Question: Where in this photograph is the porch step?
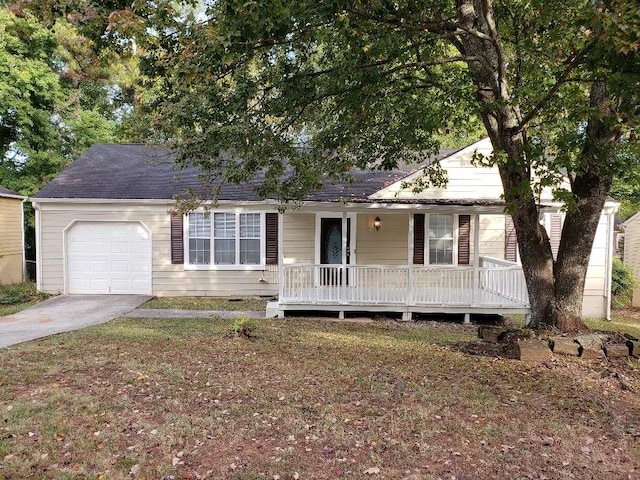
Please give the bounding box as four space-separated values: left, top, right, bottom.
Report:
266 301 279 318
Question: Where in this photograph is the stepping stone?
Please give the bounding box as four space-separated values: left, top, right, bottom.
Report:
518 339 553 362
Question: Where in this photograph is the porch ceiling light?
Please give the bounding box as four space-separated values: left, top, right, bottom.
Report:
374 216 381 231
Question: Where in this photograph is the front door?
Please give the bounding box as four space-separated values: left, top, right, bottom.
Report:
320 217 351 285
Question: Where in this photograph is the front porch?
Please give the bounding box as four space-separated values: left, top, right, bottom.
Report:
274 256 530 321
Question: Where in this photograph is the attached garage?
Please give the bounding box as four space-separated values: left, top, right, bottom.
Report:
66 221 152 294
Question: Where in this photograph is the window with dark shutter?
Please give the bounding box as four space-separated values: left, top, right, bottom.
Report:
413 213 425 265
265 212 279 265
505 215 517 262
457 215 470 265
170 212 184 264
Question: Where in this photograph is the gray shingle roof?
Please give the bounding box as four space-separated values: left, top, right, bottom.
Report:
33 143 461 202
0 186 23 198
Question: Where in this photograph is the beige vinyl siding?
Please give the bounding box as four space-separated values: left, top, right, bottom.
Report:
371 140 498 201
37 203 278 296
624 214 640 307
0 196 23 284
581 214 609 318
356 213 409 265
477 214 507 260
282 212 315 264
371 138 569 203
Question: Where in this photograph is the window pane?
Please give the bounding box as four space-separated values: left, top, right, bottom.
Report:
240 238 260 264
240 213 261 238
188 213 211 264
188 238 211 264
214 213 236 238
189 212 211 238
429 214 454 265
214 239 236 264
429 239 453 264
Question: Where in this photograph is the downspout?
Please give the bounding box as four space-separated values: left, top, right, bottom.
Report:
21 197 26 282
468 213 481 325
33 201 42 292
604 208 615 321
277 211 284 311
341 211 347 310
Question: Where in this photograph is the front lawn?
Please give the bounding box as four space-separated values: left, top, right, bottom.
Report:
0 317 638 479
586 309 640 340
141 296 269 312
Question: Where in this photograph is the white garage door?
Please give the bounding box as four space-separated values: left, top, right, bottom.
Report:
66 222 152 294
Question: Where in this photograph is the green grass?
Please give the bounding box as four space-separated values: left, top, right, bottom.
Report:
0 316 638 479
506 310 640 339
586 308 640 339
0 282 50 316
140 296 269 311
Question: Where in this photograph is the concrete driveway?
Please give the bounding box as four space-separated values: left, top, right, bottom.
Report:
0 295 152 349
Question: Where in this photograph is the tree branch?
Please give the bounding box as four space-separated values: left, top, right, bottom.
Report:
516 41 597 131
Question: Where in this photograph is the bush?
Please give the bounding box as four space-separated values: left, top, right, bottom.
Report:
0 282 47 305
611 258 637 309
231 317 259 338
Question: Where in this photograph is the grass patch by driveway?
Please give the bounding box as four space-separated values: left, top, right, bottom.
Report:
141 296 268 311
0 282 50 317
1 317 638 479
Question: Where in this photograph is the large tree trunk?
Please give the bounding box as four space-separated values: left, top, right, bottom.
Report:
553 80 620 331
455 0 618 331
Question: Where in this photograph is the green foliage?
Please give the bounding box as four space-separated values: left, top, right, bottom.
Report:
617 201 640 222
0 3 147 198
611 155 640 220
142 0 639 205
231 317 259 339
0 9 64 155
611 258 637 309
0 282 48 305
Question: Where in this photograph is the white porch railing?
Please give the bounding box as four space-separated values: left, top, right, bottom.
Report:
479 256 529 304
280 257 529 307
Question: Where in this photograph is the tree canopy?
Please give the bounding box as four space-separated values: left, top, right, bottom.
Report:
0 2 143 196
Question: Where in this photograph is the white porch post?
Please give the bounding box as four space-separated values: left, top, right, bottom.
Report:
340 211 348 315
405 213 414 321
605 209 614 321
469 213 481 323
277 211 285 318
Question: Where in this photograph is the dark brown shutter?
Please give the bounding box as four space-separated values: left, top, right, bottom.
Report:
505 215 517 262
170 212 184 264
413 213 425 265
265 212 279 265
550 213 562 260
457 215 470 265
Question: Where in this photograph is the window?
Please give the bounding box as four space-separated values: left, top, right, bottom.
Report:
213 213 236 264
188 213 211 264
187 212 263 267
239 213 261 264
428 214 454 265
